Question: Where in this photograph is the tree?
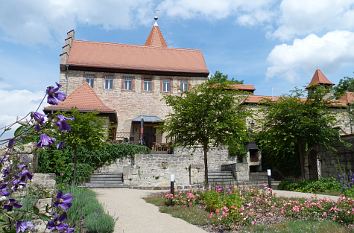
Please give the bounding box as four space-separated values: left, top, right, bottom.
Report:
163 72 248 187
333 76 354 98
257 88 341 179
53 109 105 184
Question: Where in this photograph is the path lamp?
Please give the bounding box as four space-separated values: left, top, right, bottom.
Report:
170 174 175 195
267 169 272 189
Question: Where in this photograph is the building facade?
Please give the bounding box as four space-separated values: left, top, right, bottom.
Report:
56 19 209 146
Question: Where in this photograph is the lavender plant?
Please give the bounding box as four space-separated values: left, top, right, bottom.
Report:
0 82 75 232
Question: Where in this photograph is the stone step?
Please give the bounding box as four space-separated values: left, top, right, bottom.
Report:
90 177 123 182
89 180 124 184
85 183 128 188
90 173 123 178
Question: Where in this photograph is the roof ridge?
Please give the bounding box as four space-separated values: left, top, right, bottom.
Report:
73 39 203 53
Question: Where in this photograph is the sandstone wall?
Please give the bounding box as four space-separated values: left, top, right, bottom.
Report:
98 146 244 188
60 70 206 140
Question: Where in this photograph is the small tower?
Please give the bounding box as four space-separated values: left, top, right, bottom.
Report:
306 69 334 89
145 16 167 48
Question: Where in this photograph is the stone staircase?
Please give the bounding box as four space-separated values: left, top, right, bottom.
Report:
241 172 280 188
85 173 127 188
208 170 236 185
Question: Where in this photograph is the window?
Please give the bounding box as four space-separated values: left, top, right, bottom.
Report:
104 77 113 90
144 78 152 92
180 80 188 92
85 75 95 88
123 76 133 91
162 79 171 93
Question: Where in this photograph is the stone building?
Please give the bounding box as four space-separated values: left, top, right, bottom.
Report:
54 18 209 146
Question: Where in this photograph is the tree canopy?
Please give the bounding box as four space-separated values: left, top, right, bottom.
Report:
333 76 354 98
163 71 249 186
257 88 341 178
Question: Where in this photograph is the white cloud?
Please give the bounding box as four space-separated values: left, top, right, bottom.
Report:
0 0 155 45
0 88 43 138
266 30 354 82
273 0 354 40
158 0 276 26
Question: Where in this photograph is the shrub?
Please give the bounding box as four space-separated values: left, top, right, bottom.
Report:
278 178 342 194
84 212 115 233
64 186 115 233
37 143 149 184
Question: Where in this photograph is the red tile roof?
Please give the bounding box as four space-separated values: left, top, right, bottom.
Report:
227 84 255 92
44 82 116 113
243 95 279 104
336 92 354 106
307 69 334 88
66 40 208 75
145 25 167 47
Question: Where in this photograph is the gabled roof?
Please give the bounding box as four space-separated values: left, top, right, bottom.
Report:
66 40 209 76
227 84 256 92
337 92 354 105
44 82 116 114
307 69 334 88
145 23 167 48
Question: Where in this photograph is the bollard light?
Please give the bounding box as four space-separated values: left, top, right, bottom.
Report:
170 174 175 182
267 169 272 189
170 174 175 196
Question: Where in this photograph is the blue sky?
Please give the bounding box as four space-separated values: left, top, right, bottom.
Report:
1 0 354 131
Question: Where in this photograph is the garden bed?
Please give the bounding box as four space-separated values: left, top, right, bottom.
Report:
144 186 353 233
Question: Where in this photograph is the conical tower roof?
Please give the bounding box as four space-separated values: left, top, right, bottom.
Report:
306 69 334 89
145 18 167 48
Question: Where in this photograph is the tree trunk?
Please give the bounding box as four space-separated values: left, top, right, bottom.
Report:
297 141 305 180
203 143 209 189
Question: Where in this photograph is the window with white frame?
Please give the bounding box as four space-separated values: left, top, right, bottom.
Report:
85 75 95 88
162 79 170 93
180 80 188 92
144 78 152 92
104 77 113 90
123 76 133 90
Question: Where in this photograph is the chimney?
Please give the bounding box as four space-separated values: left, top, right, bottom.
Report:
60 29 75 68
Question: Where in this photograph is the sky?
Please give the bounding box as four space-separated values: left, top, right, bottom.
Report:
1 0 354 133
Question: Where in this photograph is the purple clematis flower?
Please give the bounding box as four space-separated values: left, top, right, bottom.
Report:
2 167 10 177
46 82 66 105
12 178 26 191
8 138 15 148
37 134 55 148
57 141 65 149
4 198 22 211
0 183 10 196
47 213 74 232
19 169 33 182
54 191 73 211
56 115 74 131
32 111 45 124
16 221 34 233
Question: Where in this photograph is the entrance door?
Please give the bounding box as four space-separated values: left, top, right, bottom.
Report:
144 126 156 148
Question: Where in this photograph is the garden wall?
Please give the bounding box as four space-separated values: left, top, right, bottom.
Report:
98 146 248 188
319 135 354 178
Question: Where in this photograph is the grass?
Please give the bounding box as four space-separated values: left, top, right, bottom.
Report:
242 220 352 233
144 195 210 226
64 186 115 233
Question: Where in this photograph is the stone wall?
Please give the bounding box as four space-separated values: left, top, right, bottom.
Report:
319 135 354 178
98 146 246 188
60 70 206 140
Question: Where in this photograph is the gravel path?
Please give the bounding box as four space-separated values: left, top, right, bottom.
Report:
93 188 207 233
